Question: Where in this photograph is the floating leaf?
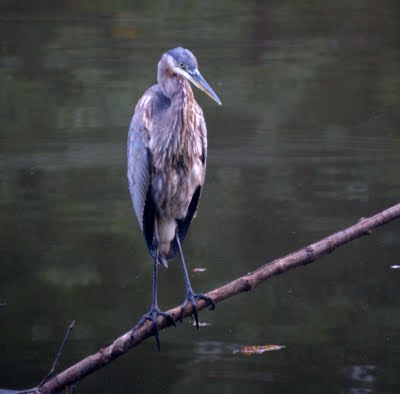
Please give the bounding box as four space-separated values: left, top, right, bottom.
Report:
234 345 285 355
192 267 207 273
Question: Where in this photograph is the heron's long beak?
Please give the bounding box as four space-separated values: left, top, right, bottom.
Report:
188 69 222 106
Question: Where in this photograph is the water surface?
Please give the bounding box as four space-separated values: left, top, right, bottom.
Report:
1 1 399 393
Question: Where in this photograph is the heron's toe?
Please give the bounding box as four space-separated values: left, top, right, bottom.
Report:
179 292 215 329
133 307 176 351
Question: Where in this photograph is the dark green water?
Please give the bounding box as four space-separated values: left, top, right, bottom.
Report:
1 1 399 393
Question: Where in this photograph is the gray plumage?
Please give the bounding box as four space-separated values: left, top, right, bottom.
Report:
127 47 221 348
128 47 219 265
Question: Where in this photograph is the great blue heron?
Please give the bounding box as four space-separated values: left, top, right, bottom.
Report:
127 47 221 349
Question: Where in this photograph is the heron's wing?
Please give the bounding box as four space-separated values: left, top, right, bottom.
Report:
127 111 155 255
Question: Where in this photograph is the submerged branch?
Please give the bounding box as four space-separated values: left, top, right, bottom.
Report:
25 203 400 393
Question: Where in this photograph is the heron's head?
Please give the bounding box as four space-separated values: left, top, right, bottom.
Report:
158 47 222 105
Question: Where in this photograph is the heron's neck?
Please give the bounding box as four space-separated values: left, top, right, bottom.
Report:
152 78 201 168
172 77 197 141
170 76 194 107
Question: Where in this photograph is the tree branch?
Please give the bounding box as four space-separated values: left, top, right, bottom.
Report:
38 321 76 387
26 203 400 393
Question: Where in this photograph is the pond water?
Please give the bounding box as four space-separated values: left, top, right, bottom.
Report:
1 1 399 393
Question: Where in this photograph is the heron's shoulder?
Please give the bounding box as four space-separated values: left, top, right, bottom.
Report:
135 85 170 113
132 85 170 131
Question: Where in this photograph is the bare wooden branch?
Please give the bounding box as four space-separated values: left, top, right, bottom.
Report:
30 203 400 393
39 321 76 387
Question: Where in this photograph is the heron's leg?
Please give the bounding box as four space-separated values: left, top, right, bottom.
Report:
150 238 160 309
133 225 175 351
175 233 215 329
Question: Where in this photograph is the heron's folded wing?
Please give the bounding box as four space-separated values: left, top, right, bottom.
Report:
127 122 157 256
128 123 158 260
127 120 152 223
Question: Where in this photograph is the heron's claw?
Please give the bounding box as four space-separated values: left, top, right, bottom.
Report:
179 292 215 329
133 307 175 351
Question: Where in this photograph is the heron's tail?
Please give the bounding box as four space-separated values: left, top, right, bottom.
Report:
158 254 169 268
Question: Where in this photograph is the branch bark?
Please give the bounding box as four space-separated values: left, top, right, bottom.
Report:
36 202 400 393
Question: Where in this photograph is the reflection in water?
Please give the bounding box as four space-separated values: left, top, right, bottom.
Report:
347 365 376 383
194 340 237 357
0 1 399 393
40 262 101 287
344 364 376 394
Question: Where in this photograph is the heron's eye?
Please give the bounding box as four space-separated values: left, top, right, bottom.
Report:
179 62 185 68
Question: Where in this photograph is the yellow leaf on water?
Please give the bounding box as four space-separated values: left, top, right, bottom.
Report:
234 345 285 355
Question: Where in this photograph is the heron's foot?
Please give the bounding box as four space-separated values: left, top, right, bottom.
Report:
179 291 215 329
133 306 175 351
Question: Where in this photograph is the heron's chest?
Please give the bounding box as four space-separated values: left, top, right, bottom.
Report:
152 157 204 219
